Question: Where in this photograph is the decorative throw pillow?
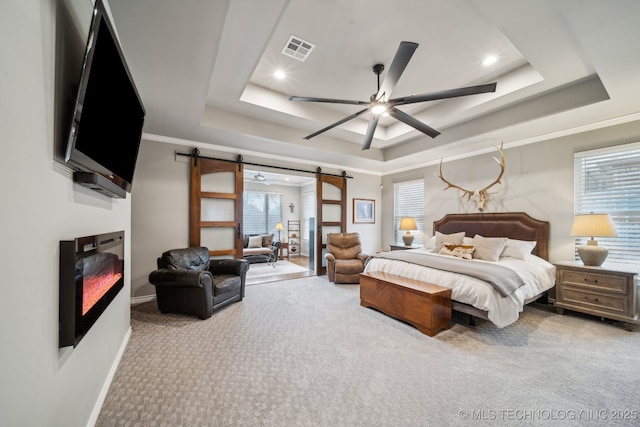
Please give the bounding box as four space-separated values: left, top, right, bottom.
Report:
471 234 507 262
502 239 537 260
432 231 466 252
439 244 475 260
248 235 263 248
243 235 249 249
262 233 274 247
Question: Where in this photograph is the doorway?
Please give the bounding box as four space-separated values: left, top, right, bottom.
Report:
243 169 316 284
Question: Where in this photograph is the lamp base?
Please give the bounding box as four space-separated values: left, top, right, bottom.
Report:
577 241 608 266
402 232 414 246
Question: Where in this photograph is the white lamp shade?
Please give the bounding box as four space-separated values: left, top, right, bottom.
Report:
275 222 284 231
570 214 617 238
399 217 417 231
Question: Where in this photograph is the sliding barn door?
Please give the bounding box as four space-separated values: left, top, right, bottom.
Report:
189 158 243 258
315 174 347 275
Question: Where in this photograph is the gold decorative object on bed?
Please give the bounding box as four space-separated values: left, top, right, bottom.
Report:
437 143 505 211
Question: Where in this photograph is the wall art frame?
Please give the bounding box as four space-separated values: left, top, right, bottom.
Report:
353 198 375 223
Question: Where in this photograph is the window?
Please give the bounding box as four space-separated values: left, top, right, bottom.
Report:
574 142 640 263
243 191 282 235
393 179 424 245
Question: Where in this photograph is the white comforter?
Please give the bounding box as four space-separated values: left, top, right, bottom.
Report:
363 249 556 328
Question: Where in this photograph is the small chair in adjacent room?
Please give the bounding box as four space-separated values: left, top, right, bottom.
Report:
148 247 249 319
325 232 369 284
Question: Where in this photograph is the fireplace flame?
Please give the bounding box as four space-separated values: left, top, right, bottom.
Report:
82 273 122 315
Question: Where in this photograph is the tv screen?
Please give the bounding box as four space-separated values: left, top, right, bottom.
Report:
65 0 145 194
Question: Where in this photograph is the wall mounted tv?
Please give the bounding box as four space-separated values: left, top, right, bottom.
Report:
64 0 145 198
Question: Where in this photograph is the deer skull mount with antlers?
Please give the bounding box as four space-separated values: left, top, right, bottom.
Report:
437 144 505 211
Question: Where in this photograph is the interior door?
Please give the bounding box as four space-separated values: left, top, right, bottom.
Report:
315 173 347 274
189 157 243 258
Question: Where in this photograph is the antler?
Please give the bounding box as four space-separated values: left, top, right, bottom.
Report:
437 161 475 201
437 143 505 211
477 142 505 196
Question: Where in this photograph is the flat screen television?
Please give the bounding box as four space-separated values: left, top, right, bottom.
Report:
64 0 145 197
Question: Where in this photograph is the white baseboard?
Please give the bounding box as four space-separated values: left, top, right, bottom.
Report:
86 326 132 427
130 294 156 305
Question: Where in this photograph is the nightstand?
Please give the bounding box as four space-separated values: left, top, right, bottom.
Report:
554 261 639 331
389 244 421 251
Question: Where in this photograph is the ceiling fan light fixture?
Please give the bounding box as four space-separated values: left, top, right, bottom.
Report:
371 103 387 115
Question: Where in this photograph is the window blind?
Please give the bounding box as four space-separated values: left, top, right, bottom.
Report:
574 142 640 263
243 191 282 235
393 179 425 245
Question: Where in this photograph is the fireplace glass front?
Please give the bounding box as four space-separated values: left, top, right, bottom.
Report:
59 231 124 348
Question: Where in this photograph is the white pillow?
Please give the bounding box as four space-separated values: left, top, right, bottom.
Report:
432 231 466 253
248 235 263 248
502 239 537 260
425 235 437 249
471 234 507 262
463 236 473 245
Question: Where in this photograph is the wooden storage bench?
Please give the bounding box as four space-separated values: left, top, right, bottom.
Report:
359 271 451 336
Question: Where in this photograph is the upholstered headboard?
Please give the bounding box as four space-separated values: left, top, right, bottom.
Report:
433 212 550 260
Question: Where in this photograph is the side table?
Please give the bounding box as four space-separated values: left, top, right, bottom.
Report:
389 244 421 251
279 242 289 260
554 261 639 331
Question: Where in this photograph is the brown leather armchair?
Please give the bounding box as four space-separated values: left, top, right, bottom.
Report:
325 232 369 284
148 247 249 319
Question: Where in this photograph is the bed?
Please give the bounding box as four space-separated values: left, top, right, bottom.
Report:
364 212 556 328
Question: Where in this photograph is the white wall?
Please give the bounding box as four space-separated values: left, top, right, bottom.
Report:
0 1 132 425
346 171 383 254
381 120 640 263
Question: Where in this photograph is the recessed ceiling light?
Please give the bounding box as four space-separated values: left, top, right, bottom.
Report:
274 70 286 80
483 55 498 66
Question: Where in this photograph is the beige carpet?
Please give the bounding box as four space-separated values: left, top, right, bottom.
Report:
97 276 640 426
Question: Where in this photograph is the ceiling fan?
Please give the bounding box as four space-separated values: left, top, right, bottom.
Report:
251 172 271 185
289 41 497 150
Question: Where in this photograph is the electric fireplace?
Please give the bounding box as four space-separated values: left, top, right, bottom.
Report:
59 231 124 348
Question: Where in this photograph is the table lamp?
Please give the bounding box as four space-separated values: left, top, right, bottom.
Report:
276 222 284 242
399 217 417 246
570 213 617 266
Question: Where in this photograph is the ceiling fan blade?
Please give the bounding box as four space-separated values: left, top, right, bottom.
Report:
390 82 497 106
376 41 419 101
289 96 369 106
389 107 440 138
303 108 370 140
361 115 380 150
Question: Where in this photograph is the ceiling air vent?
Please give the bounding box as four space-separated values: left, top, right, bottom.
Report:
282 35 315 62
